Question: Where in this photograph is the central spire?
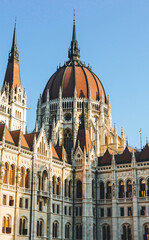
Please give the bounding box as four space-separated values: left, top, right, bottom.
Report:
9 22 19 62
68 11 80 60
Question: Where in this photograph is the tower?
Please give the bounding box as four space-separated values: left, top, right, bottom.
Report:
0 23 27 133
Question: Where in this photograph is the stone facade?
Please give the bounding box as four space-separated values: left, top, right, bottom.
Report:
0 21 149 240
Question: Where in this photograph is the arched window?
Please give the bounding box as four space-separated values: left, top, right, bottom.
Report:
100 181 105 200
102 225 110 240
52 176 56 194
25 169 30 188
144 224 149 240
119 180 125 198
92 180 95 199
20 167 25 187
76 224 82 239
2 215 11 234
19 217 27 235
121 224 131 240
76 180 82 198
37 219 43 237
126 180 132 198
42 170 48 191
65 179 68 197
106 181 112 199
53 221 59 238
65 222 71 239
140 178 146 197
68 180 72 198
9 164 15 185
56 177 60 195
3 163 9 184
64 128 73 161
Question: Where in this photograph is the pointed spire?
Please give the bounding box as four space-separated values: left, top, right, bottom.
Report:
9 21 19 62
68 11 80 60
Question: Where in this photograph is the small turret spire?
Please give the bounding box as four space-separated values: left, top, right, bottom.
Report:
68 11 80 60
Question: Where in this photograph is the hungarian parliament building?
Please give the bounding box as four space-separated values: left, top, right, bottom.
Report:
0 19 149 240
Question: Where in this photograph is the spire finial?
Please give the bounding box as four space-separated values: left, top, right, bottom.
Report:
9 21 19 62
73 9 75 25
68 11 80 60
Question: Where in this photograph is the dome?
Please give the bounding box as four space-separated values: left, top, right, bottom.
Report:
42 19 106 103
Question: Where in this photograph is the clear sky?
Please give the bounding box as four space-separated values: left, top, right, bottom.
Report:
0 0 149 149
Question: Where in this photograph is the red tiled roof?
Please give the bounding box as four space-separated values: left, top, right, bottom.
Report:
10 130 29 149
139 144 149 161
4 60 21 90
0 124 14 144
24 132 39 150
55 146 69 163
75 128 92 154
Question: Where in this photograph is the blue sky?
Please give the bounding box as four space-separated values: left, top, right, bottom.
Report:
0 0 149 149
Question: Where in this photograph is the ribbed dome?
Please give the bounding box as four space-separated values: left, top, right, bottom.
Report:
42 60 106 103
42 18 106 103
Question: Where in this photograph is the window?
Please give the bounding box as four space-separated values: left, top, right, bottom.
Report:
102 225 110 240
65 179 68 197
65 223 70 239
106 182 112 199
42 170 48 191
64 128 73 161
93 208 96 217
52 176 56 194
69 207 71 216
56 178 60 195
53 221 58 238
119 180 125 198
2 216 11 234
120 207 124 217
144 224 149 240
3 163 9 184
20 167 25 187
68 180 72 198
65 206 67 215
76 224 82 239
19 198 23 208
57 205 59 214
107 208 112 217
140 179 146 197
25 169 30 188
37 219 43 237
9 196 14 206
19 217 28 235
100 181 105 199
80 207 82 216
140 206 146 216
76 180 82 198
9 164 15 185
39 201 42 211
128 207 132 216
121 224 131 240
100 208 104 217
25 199 28 209
126 180 132 198
3 195 6 205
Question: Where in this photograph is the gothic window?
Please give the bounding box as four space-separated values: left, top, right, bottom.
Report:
76 224 82 239
9 164 15 185
100 181 105 200
140 178 146 197
65 179 68 197
121 224 131 240
65 222 70 239
76 180 82 198
2 215 11 234
20 167 25 187
144 224 149 240
53 221 59 238
37 219 43 237
25 169 30 188
102 225 110 240
3 162 9 184
119 180 125 198
52 176 56 194
64 128 73 161
64 113 71 121
56 177 60 195
19 217 28 235
42 170 48 191
92 180 95 199
126 180 132 198
106 181 112 199
68 180 72 198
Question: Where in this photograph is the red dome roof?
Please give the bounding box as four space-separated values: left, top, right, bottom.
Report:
42 60 106 103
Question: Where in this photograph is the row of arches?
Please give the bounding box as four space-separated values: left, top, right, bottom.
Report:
3 163 30 189
0 104 6 113
38 170 48 192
